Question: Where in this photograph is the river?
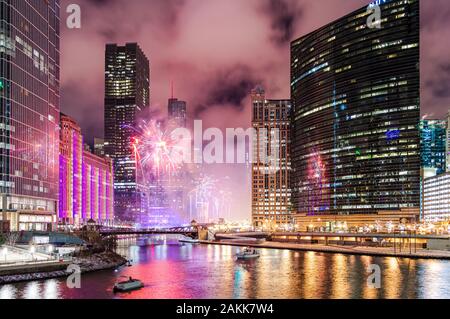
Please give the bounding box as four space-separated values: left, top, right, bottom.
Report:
1 235 449 299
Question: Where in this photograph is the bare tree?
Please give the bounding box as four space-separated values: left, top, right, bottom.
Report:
5 232 19 246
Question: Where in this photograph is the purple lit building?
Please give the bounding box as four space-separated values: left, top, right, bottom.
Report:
60 114 114 226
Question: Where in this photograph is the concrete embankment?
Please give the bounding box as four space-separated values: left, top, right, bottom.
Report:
202 240 450 260
0 251 127 285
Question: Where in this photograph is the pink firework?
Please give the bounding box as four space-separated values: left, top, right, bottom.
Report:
130 120 189 176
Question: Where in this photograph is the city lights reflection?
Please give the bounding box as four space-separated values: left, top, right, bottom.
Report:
2 237 450 299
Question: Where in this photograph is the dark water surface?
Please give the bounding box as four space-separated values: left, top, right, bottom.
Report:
1 236 449 299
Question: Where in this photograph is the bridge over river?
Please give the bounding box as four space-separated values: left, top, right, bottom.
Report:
99 226 205 239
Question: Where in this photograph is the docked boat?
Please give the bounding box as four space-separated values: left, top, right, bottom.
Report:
236 247 260 259
179 238 200 244
113 277 144 293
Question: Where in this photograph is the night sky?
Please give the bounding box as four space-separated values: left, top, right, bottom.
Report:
60 0 447 220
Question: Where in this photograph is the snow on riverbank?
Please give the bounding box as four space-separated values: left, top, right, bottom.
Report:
0 251 127 285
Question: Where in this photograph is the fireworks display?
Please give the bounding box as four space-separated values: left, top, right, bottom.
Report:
188 176 232 223
129 120 190 177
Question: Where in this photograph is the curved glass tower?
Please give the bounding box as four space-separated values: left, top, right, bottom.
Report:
291 0 420 217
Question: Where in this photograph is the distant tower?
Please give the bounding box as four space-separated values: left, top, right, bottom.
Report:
156 89 188 225
94 138 106 157
168 99 187 129
104 43 150 223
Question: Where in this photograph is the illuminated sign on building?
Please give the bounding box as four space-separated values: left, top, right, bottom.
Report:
386 129 401 141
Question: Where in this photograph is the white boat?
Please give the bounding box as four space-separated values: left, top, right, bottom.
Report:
236 247 260 259
179 238 200 244
113 277 144 293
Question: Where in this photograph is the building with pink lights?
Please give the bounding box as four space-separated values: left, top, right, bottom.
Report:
59 114 114 226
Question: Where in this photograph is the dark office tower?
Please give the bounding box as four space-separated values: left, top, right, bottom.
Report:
168 98 187 129
251 88 292 229
291 0 420 219
0 0 60 232
104 43 150 223
420 120 446 178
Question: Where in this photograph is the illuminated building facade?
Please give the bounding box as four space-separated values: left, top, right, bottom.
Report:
423 173 450 222
291 0 420 217
251 88 292 228
59 115 83 225
420 120 446 178
419 119 446 220
0 0 60 231
104 43 150 223
60 115 114 226
446 110 450 172
82 151 114 225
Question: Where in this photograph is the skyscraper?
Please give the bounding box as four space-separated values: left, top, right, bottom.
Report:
420 119 446 178
251 88 292 228
145 97 188 227
291 0 420 223
168 98 187 129
168 96 187 218
104 43 150 223
0 0 60 232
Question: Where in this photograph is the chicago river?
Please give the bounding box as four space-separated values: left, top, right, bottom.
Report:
0 236 449 299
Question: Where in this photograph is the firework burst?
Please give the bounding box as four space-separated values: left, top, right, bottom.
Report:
129 120 189 177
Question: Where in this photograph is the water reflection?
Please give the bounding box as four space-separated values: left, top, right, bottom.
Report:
1 235 450 299
331 254 349 299
24 282 40 299
418 260 450 299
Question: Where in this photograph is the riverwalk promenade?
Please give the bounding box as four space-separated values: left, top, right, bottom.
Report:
203 240 450 260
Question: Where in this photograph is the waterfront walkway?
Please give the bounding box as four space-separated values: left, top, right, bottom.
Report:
0 245 51 266
204 240 450 260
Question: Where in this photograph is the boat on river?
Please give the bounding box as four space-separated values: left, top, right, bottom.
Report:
113 277 144 293
179 237 200 244
236 247 260 260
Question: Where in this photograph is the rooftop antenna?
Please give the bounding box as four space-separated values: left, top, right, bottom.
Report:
171 81 174 99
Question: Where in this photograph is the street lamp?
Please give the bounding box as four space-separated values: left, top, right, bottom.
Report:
30 246 36 261
47 245 54 255
1 247 7 263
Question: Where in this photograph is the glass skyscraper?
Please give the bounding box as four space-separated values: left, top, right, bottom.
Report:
104 43 150 223
0 0 60 231
291 0 420 217
420 120 446 177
